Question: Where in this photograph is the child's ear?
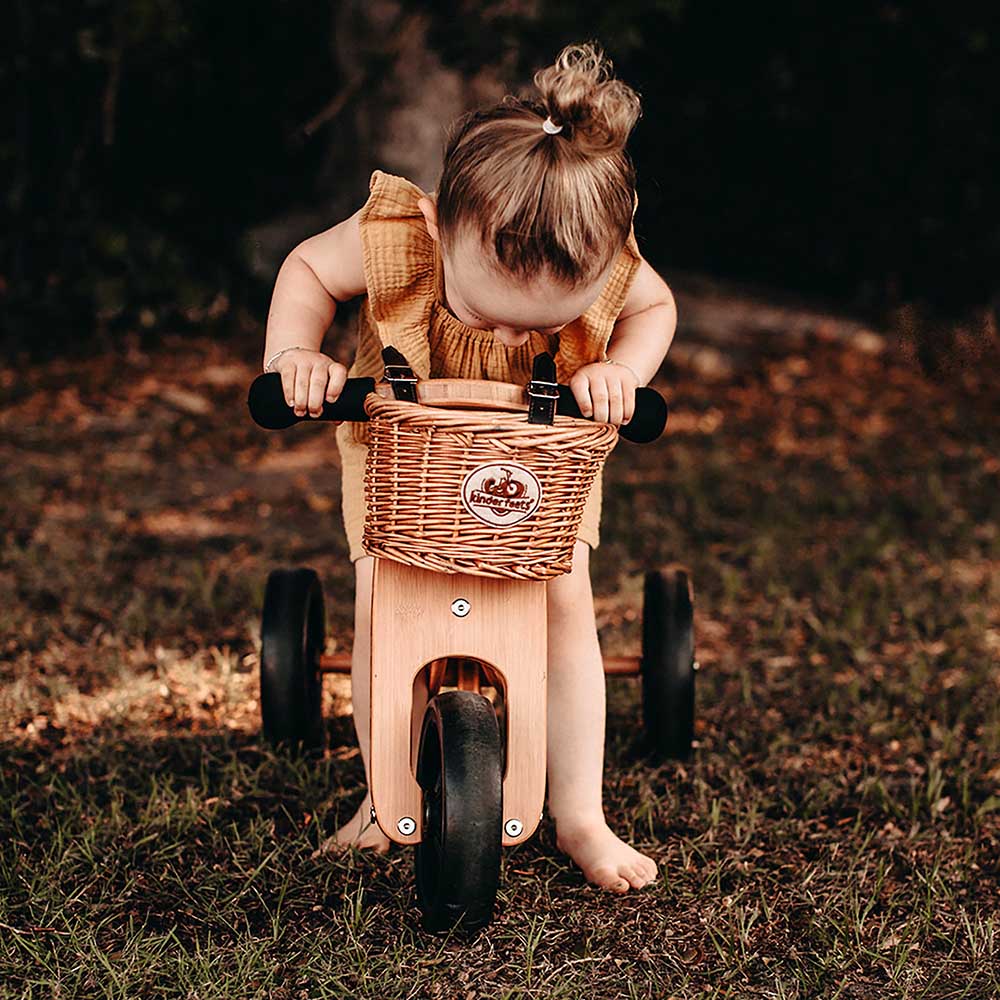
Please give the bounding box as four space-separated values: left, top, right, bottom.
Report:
417 196 440 243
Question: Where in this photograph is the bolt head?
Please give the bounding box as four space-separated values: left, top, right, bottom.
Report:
504 818 523 838
451 598 471 618
397 816 416 836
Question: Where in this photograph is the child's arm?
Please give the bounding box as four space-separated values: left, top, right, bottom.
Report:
569 258 677 425
263 209 368 418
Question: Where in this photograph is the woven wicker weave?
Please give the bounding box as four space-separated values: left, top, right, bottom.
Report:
362 393 618 579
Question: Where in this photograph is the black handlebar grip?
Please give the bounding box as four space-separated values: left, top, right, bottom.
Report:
557 386 668 444
247 372 375 429
247 371 667 442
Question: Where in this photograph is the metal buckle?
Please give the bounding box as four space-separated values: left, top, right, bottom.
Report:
381 355 419 402
527 379 559 399
526 378 559 425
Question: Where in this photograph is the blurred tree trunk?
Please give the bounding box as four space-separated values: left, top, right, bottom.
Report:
248 0 509 285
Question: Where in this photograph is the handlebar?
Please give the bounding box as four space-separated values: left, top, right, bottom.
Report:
247 371 668 444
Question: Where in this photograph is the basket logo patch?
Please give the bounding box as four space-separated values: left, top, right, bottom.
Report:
461 463 542 528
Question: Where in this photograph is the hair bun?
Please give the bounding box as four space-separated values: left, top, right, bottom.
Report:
533 42 641 156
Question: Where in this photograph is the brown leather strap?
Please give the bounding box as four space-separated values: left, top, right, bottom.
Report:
526 353 559 425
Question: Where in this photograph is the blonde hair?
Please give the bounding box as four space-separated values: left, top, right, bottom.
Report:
436 43 641 286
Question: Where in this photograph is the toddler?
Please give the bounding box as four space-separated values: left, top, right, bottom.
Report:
262 43 677 893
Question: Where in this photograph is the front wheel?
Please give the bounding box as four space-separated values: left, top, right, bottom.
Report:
640 566 696 760
259 567 325 752
415 690 503 933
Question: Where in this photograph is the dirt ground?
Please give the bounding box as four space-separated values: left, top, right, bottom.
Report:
2 305 999 998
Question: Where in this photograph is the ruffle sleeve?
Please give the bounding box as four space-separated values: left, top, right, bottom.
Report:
358 170 438 378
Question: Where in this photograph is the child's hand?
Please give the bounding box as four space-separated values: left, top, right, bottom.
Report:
569 361 639 426
271 349 348 419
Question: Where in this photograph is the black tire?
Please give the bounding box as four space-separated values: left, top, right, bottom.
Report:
260 568 325 752
415 690 503 934
641 566 696 761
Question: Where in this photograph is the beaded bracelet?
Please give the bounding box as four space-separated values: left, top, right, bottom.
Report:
602 357 642 385
263 345 310 373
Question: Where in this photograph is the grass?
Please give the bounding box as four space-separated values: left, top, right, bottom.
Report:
1 326 998 998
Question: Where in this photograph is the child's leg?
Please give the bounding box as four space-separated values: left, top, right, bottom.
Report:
545 540 659 892
319 555 390 853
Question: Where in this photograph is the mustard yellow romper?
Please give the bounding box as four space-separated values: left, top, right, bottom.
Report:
335 170 641 563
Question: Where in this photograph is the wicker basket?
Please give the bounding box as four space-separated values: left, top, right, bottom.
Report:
362 393 618 580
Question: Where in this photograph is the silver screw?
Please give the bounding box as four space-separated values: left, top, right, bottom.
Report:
370 804 377 822
504 818 523 838
397 816 416 836
693 660 701 671
451 598 471 618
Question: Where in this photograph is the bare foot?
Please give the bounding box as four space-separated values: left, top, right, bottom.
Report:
313 794 391 857
555 818 659 893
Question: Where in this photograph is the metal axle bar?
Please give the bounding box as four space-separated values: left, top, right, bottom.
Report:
317 652 640 676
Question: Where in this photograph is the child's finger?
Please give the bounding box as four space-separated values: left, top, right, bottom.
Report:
623 386 636 424
569 374 593 418
293 364 311 416
607 379 624 426
325 362 347 403
280 367 295 408
307 364 329 417
589 378 610 424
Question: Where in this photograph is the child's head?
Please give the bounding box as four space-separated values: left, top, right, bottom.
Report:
418 43 641 345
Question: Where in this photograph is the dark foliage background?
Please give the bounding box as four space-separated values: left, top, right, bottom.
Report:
3 0 998 346
4 0 339 340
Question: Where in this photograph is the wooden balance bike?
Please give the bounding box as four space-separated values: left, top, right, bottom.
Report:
248 350 696 933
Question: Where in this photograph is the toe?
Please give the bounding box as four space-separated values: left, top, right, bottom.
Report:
592 865 630 892
622 864 648 889
312 835 337 858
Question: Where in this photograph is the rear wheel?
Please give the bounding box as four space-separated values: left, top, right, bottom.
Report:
415 690 503 933
641 566 696 760
260 568 325 752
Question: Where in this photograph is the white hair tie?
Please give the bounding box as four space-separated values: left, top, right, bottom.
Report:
542 116 563 135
